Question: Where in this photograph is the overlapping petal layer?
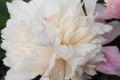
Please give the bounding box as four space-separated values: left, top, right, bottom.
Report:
1 0 113 80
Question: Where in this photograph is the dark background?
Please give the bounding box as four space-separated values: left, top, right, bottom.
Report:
0 0 120 80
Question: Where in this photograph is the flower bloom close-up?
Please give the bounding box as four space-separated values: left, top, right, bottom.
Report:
1 0 120 80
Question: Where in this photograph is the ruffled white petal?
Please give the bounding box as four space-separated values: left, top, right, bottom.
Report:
5 69 38 80
1 0 113 80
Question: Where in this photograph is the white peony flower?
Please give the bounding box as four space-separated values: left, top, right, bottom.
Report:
1 0 112 80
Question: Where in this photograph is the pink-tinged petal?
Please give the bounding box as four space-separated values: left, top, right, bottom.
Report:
95 4 106 22
95 4 120 44
97 0 120 20
96 46 120 76
102 21 120 44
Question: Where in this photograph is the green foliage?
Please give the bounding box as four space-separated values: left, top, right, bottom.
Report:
0 0 11 29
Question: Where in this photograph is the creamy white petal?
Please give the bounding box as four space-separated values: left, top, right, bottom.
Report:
5 69 38 80
84 0 97 14
17 46 53 75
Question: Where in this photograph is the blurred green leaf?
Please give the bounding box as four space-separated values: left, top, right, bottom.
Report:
108 75 120 80
99 75 108 80
0 2 10 29
0 0 11 3
0 77 4 80
23 0 31 2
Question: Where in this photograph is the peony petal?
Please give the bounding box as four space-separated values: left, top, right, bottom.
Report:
95 4 106 22
40 58 65 80
96 0 120 19
71 74 80 80
50 59 65 80
1 0 114 80
84 0 97 14
5 69 38 80
17 46 54 75
96 46 120 76
6 0 45 26
102 21 120 44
